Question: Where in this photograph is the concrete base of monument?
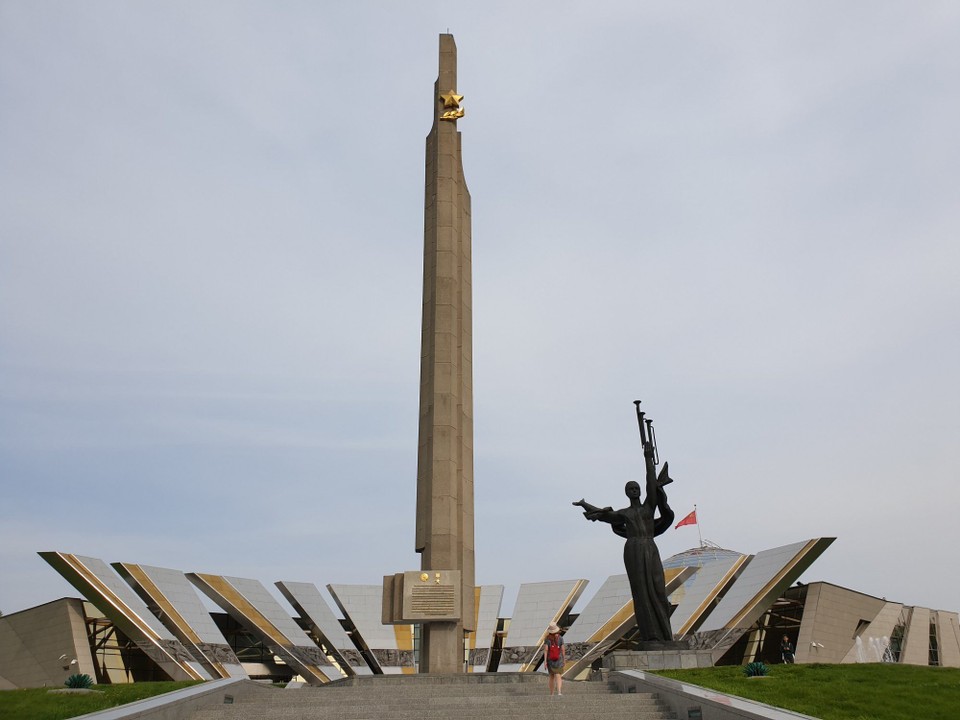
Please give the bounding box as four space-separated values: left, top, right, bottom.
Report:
330 672 550 686
602 648 714 671
630 640 691 651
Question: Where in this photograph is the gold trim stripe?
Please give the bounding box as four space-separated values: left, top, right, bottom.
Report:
519 579 588 672
725 539 823 629
122 565 204 645
676 554 749 636
54 554 206 681
191 573 329 684
391 624 416 675
120 564 230 679
559 567 694 680
581 567 693 644
465 586 483 673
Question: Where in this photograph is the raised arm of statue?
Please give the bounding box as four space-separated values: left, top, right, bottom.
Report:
572 499 615 522
574 499 627 539
572 498 602 514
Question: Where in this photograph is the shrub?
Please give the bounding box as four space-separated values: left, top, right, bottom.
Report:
743 661 769 677
65 673 94 689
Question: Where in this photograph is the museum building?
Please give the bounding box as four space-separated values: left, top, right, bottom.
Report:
1 539 957 689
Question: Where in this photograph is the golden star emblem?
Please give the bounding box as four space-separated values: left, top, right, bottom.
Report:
439 90 463 109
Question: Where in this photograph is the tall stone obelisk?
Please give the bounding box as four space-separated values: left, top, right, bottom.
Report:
415 33 476 673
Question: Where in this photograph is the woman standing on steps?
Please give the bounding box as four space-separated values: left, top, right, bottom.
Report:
543 622 566 696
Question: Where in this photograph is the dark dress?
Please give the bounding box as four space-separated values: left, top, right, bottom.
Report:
597 503 673 642
576 444 675 643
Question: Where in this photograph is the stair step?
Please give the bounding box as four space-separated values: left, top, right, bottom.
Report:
270 690 627 700
192 710 671 717
186 677 676 720
192 712 675 720
312 686 616 695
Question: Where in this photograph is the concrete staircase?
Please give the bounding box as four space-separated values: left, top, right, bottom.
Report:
189 673 677 720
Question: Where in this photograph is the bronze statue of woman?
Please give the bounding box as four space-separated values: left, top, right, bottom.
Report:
573 443 675 643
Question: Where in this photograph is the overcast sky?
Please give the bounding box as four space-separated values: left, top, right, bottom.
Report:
2 2 958 621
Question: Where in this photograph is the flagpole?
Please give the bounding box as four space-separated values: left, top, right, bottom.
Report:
696 504 703 548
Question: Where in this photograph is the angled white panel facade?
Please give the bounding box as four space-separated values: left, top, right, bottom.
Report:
39 552 211 682
327 584 414 674
115 563 246 679
699 539 833 632
188 573 336 684
668 553 748 637
560 567 694 679
467 585 503 672
565 574 632 645
560 574 631 678
276 581 372 675
498 579 587 673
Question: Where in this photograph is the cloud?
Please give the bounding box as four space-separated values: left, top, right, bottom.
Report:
1 2 958 618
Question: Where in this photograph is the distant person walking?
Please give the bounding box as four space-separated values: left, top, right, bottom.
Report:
543 622 566 696
781 635 795 664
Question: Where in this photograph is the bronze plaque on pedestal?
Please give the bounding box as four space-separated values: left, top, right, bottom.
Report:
382 570 462 624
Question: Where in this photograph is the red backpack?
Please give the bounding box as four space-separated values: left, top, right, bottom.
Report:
547 636 561 661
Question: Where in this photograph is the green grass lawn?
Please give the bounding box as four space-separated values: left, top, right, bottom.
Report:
0 680 201 720
654 663 960 720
